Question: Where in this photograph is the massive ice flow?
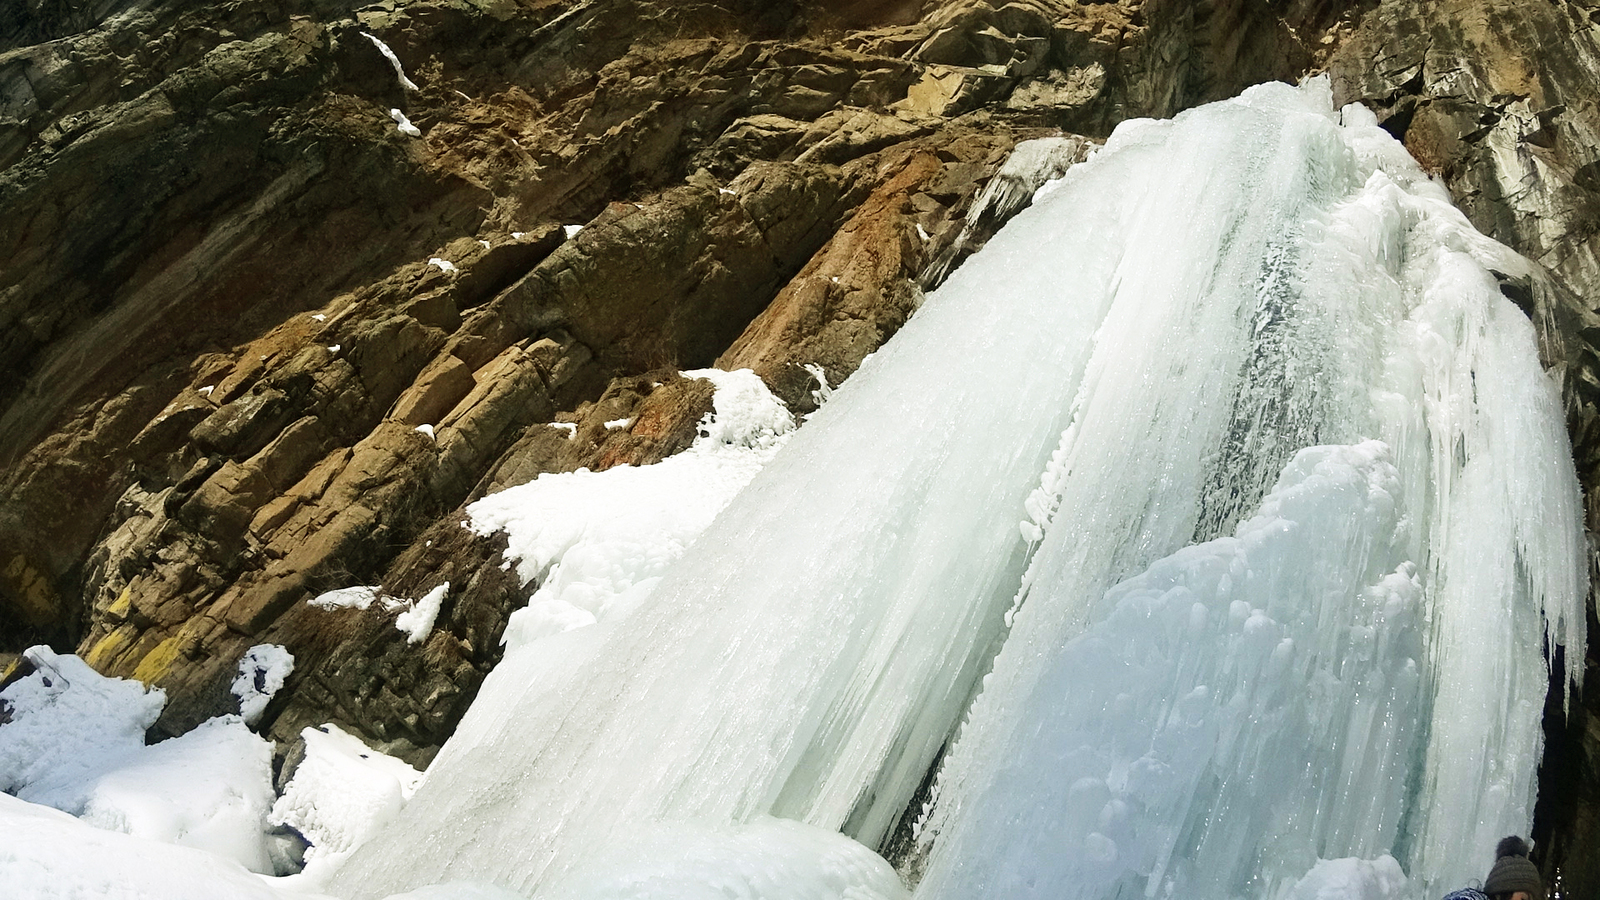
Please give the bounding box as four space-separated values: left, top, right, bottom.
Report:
331 78 1585 900
910 78 1586 900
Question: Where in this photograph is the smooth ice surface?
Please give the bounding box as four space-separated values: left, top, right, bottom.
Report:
537 817 909 900
271 723 423 878
331 79 1583 900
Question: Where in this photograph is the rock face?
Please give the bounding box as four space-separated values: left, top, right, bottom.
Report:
4 0 1600 884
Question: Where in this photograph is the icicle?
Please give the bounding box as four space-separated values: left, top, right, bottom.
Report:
362 32 419 92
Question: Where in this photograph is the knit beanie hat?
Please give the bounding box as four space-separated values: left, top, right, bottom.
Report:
1483 836 1543 898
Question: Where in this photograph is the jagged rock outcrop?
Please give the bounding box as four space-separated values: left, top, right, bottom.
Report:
7 0 1600 885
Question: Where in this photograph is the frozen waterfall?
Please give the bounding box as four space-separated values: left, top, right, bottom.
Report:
329 78 1585 900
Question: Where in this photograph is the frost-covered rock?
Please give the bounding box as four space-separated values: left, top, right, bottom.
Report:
233 644 295 725
271 723 423 876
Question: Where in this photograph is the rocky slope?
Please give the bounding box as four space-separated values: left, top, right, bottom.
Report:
3 0 1600 891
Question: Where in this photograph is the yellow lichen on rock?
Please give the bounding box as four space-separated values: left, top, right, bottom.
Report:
132 635 184 685
2 553 59 625
84 623 141 670
106 586 134 621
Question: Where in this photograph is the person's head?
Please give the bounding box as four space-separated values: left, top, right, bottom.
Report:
1484 836 1542 900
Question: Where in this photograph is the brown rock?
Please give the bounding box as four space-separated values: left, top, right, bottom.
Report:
392 355 477 427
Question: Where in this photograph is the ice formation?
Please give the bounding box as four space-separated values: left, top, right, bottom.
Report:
801 362 833 409
922 134 1095 286
362 33 419 92
309 585 382 610
390 109 422 138
538 817 909 900
913 79 1585 900
914 441 1427 898
329 78 1583 900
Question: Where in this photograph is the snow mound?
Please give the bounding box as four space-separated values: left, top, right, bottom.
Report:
272 723 423 877
0 646 278 873
78 715 277 873
465 368 794 651
0 793 297 900
1287 856 1409 900
0 646 164 807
